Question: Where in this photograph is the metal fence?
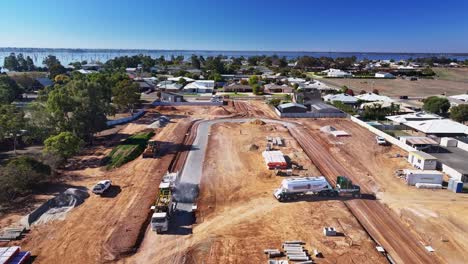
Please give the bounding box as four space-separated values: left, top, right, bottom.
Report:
274 108 347 118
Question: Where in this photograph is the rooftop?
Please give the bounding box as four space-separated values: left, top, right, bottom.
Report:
355 92 394 103
404 119 468 134
386 112 442 123
430 147 468 174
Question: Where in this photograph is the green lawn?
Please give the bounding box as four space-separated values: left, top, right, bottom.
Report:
105 131 154 169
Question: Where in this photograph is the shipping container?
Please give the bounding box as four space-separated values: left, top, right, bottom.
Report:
404 169 443 186
262 151 288 169
453 181 464 193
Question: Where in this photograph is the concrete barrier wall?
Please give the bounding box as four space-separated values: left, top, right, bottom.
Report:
350 116 416 152
456 140 468 152
275 108 347 118
152 101 223 106
106 110 146 127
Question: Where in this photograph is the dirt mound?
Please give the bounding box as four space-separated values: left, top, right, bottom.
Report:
249 119 265 125
210 106 231 116
156 106 177 111
248 144 259 151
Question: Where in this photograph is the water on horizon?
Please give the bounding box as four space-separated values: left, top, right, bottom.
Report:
1 48 467 67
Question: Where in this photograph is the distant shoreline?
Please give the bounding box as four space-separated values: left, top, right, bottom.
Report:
1 47 467 56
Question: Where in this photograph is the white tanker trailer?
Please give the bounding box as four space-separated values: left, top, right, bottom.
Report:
273 176 360 202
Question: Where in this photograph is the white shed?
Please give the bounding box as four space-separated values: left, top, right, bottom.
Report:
408 151 437 170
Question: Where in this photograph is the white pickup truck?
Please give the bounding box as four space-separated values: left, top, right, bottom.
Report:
92 180 112 194
375 136 387 145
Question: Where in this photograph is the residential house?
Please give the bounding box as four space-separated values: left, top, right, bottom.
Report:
264 83 292 93
322 68 352 78
223 83 252 93
403 119 468 137
277 103 308 113
293 88 321 107
386 112 442 125
32 77 54 90
183 80 215 93
375 72 395 78
323 93 358 105
355 92 394 103
160 92 184 103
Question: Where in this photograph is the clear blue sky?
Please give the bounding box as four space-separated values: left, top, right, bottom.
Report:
0 0 467 52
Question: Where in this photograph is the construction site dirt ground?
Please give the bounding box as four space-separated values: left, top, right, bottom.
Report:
0 106 220 263
125 121 386 264
301 118 468 264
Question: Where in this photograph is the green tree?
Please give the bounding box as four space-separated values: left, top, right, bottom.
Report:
0 104 25 154
450 104 468 123
191 55 201 69
112 79 140 114
54 74 71 84
0 156 51 202
3 53 19 71
44 132 83 161
49 64 66 79
248 75 259 86
252 84 263 95
423 96 450 115
42 55 61 68
0 75 23 103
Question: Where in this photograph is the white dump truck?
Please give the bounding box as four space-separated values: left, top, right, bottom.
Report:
151 172 178 233
273 176 360 202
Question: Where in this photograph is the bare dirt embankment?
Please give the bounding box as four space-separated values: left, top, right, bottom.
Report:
126 121 386 263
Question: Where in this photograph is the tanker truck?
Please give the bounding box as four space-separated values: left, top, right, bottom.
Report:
273 176 360 202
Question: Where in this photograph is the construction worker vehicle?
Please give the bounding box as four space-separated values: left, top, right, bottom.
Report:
143 141 160 158
273 176 360 202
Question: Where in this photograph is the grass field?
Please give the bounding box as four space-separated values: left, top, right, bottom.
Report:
105 131 154 169
320 76 468 97
433 67 468 83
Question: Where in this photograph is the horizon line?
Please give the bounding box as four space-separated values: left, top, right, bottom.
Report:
1 46 467 55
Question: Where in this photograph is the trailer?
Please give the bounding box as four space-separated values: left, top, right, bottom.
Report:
262 151 288 170
273 176 360 202
150 172 177 233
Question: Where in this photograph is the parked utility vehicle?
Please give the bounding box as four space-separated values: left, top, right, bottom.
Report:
273 176 360 202
375 136 387 145
92 180 112 194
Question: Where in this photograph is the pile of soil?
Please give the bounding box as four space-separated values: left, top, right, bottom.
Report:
249 119 265 125
248 144 259 151
210 106 231 116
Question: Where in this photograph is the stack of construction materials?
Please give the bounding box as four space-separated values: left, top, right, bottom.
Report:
262 151 288 169
266 136 283 147
0 246 31 264
0 227 26 241
264 249 282 258
448 178 464 193
282 241 310 262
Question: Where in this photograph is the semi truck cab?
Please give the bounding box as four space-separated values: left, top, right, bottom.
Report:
151 212 169 233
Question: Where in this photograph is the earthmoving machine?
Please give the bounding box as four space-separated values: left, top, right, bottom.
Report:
143 141 160 158
273 176 360 202
150 172 178 233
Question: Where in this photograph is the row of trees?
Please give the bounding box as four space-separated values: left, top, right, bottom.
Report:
3 53 36 72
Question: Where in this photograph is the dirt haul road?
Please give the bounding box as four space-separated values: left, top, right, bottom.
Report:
125 121 386 263
289 125 440 264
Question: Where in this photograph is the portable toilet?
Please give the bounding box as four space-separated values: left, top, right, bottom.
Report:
453 181 464 193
